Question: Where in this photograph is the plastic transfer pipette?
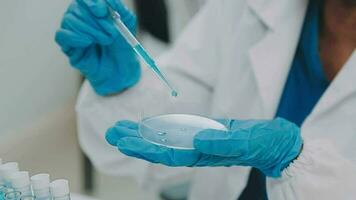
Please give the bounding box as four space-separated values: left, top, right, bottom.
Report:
107 5 178 97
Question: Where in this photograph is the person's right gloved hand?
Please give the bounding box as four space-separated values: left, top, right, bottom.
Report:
55 0 140 96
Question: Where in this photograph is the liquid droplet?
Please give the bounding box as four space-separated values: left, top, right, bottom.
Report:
160 138 167 143
171 90 178 97
157 132 167 136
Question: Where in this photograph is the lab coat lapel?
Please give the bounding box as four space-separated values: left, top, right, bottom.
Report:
306 52 356 121
247 0 308 118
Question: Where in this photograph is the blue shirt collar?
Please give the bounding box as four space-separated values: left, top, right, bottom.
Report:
300 0 329 83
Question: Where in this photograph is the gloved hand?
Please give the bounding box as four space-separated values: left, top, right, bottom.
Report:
55 0 140 96
106 118 303 177
194 118 303 177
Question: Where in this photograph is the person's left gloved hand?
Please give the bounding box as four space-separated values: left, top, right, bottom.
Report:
106 118 302 177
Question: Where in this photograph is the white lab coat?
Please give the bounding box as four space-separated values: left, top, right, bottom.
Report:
76 0 356 199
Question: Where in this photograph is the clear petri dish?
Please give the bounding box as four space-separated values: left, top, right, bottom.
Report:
139 99 230 150
139 114 228 150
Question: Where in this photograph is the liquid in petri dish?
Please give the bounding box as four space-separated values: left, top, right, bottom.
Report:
157 132 167 136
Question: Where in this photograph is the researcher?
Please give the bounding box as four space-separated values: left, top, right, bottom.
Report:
55 0 356 199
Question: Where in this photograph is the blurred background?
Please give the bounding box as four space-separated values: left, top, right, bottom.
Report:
0 0 205 199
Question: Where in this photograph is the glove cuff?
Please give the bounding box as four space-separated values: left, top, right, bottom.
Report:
263 126 303 178
269 137 303 178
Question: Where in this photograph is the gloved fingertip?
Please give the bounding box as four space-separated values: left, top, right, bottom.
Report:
54 29 66 46
83 0 108 18
93 5 108 18
55 29 92 48
107 0 124 13
61 46 72 54
105 127 119 146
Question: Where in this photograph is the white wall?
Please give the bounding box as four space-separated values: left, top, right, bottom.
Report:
0 0 80 135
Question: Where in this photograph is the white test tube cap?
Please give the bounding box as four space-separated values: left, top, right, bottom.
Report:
31 174 50 190
9 171 30 189
0 162 19 181
50 179 70 197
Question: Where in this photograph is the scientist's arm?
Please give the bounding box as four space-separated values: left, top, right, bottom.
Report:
74 0 225 181
267 138 356 200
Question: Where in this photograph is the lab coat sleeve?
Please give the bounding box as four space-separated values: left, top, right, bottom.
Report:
76 0 224 187
267 138 356 200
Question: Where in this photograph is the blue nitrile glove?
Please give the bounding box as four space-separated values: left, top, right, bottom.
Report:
194 118 303 177
55 0 140 95
106 118 302 177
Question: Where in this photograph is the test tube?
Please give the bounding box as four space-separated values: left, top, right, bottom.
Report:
50 179 70 200
9 171 32 197
31 174 51 200
0 163 19 187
